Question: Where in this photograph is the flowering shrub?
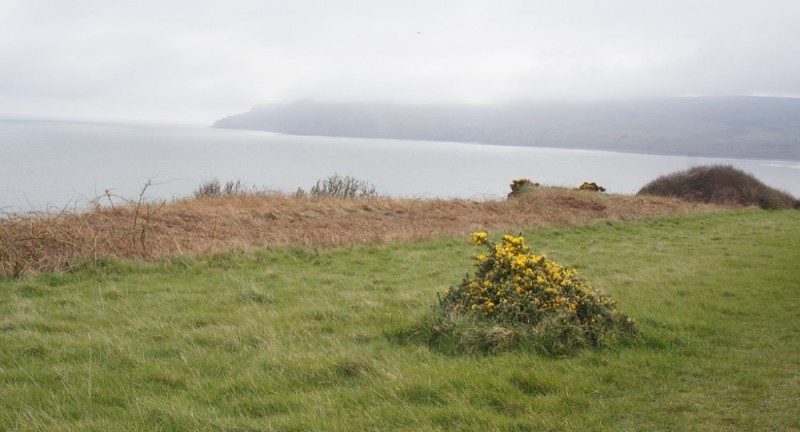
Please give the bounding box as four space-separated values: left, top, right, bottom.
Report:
576 182 606 192
434 232 635 353
508 178 540 197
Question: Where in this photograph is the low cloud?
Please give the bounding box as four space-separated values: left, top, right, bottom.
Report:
1 0 798 123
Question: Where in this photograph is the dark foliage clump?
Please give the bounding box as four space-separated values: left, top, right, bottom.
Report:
507 178 540 198
638 165 799 210
576 182 606 192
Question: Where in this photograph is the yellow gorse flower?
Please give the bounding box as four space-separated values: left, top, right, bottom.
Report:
442 231 633 335
470 231 489 246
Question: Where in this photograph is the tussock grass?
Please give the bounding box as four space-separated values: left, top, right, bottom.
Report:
1 210 798 430
1 187 713 277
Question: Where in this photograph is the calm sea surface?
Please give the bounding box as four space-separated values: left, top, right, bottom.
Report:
1 118 799 212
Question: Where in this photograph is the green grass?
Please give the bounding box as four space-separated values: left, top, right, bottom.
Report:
1 210 798 431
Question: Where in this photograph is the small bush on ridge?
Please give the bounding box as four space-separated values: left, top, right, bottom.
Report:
193 179 251 198
429 232 636 355
309 174 378 199
576 182 606 192
507 178 540 198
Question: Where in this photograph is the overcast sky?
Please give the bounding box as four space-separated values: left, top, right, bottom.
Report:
1 0 798 124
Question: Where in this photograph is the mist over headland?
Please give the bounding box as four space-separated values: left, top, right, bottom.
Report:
2 1 799 124
214 96 800 160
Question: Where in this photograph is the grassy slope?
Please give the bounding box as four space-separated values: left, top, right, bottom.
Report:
1 210 798 431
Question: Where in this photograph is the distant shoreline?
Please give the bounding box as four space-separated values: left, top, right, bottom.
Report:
218 127 800 164
213 97 800 161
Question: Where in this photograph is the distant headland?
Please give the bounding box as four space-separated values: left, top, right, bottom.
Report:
213 96 800 161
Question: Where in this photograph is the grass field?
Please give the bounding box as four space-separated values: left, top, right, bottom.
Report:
1 209 798 431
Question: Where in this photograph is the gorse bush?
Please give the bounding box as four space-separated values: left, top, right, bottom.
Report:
309 174 378 199
576 182 606 192
507 178 540 198
430 232 635 355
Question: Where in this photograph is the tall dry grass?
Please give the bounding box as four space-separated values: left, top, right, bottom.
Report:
0 187 714 277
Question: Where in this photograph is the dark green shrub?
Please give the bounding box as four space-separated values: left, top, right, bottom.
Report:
507 178 540 197
638 165 798 209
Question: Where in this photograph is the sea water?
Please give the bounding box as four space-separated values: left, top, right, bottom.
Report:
1 118 798 212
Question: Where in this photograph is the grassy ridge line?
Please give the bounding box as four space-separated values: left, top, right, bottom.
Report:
0 188 714 277
1 210 798 430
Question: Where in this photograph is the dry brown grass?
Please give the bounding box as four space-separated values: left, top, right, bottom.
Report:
0 187 716 277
